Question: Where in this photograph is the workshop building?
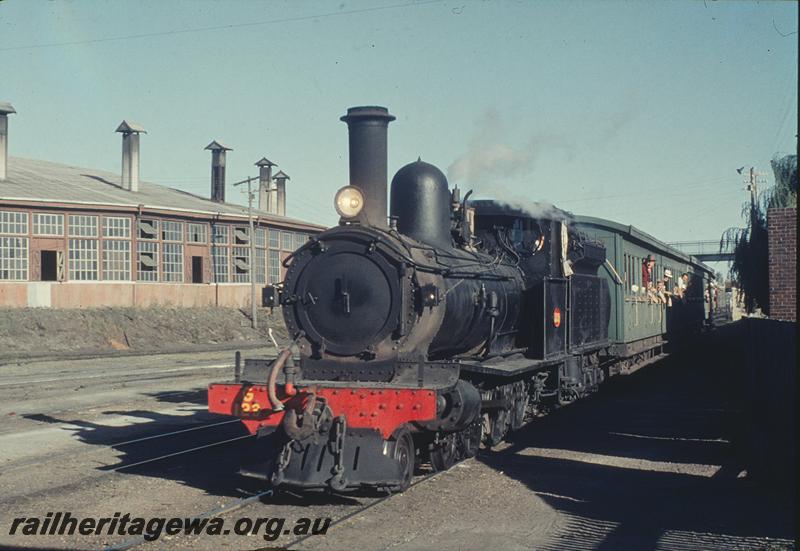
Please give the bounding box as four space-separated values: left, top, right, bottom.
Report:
0 105 324 309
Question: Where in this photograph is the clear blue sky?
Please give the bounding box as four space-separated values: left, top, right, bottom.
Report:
1 0 796 258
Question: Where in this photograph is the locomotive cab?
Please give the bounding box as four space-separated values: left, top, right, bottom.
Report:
468 200 610 359
470 200 568 287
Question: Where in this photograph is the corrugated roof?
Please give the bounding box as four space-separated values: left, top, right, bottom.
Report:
0 156 325 230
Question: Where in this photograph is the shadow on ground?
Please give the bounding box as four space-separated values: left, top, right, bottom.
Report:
477 326 795 549
21 390 365 506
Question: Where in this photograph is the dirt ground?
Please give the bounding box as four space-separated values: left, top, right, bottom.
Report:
0 323 794 550
0 307 288 360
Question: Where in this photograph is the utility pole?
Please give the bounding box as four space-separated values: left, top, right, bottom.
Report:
233 176 258 329
742 166 766 229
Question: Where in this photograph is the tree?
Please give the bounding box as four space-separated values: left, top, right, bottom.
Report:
766 154 797 208
720 154 797 314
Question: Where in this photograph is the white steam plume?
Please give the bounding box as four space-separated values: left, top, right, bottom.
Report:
447 109 574 220
446 109 574 194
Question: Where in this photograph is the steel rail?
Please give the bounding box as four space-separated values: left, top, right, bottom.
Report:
111 433 255 472
0 418 243 475
0 363 233 387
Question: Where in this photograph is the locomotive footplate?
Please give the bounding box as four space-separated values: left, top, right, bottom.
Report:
459 353 562 377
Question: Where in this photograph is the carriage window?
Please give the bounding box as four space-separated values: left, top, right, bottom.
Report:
623 254 629 292
629 256 633 289
629 255 635 293
636 258 644 286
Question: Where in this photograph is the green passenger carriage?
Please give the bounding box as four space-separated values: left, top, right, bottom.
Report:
574 216 714 374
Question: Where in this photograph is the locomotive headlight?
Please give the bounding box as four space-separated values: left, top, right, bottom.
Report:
334 186 365 218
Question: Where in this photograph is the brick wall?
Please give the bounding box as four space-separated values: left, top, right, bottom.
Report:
767 207 797 321
0 282 253 309
743 318 796 489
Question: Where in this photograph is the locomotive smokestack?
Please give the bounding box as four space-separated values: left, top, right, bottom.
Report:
340 106 395 227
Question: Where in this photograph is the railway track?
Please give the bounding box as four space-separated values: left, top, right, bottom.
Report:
282 468 450 549
0 417 245 475
0 362 233 388
0 427 262 531
3 411 456 550
103 461 461 551
109 432 255 473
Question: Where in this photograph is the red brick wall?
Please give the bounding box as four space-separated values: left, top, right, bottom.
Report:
767 207 797 321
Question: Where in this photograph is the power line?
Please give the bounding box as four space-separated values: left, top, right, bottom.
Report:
0 0 444 52
771 87 797 154
593 187 743 221
557 175 732 205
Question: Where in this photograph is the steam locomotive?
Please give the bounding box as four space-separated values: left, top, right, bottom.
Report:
208 106 713 492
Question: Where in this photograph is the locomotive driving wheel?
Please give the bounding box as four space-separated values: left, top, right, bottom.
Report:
458 421 482 459
483 409 509 448
430 433 458 472
392 427 415 491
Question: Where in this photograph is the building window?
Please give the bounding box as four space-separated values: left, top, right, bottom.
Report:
188 223 207 244
255 227 266 248
269 229 279 249
212 244 229 283
138 219 159 240
268 249 281 284
232 246 250 283
255 248 266 284
162 243 184 282
103 216 131 238
281 231 293 251
33 213 64 236
68 215 98 238
212 225 230 282
68 239 98 280
0 236 28 280
162 220 184 242
212 224 229 245
103 240 131 281
138 241 159 281
293 232 307 250
234 227 250 245
0 211 28 235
